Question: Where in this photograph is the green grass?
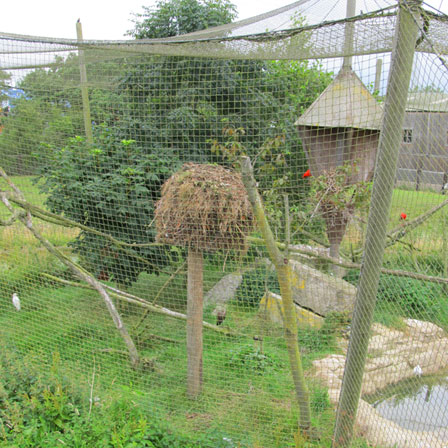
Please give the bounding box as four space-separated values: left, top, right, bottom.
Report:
388 188 447 247
0 281 347 447
0 176 77 257
0 346 238 448
345 187 447 251
0 175 47 209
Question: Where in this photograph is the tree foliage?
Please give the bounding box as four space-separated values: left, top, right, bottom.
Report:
0 97 78 175
39 127 177 285
127 0 237 39
0 69 11 105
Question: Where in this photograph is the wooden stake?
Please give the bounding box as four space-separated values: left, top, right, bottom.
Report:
187 248 203 398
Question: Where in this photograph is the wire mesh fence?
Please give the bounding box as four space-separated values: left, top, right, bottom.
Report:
1 1 448 446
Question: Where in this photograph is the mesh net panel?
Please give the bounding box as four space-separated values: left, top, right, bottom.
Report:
1 1 448 447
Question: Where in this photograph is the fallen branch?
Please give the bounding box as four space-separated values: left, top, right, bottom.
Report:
294 227 330 248
5 193 173 275
41 273 241 336
0 208 25 226
133 261 187 334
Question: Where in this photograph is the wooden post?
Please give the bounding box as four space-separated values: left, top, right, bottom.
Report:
187 248 203 398
332 1 422 446
76 20 93 144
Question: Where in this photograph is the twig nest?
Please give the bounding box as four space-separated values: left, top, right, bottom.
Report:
155 163 253 251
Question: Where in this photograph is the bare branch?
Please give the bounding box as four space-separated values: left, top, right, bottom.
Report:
41 273 241 337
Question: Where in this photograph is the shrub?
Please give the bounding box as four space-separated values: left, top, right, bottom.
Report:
235 266 280 307
0 346 239 448
344 269 443 319
38 125 180 286
297 312 348 356
225 345 280 375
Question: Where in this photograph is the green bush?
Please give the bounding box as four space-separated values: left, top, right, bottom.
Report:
0 347 239 448
344 269 443 319
235 266 280 307
297 312 348 356
38 125 179 286
225 345 280 375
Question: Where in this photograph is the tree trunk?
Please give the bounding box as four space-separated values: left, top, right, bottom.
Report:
329 242 340 259
187 248 203 398
241 156 312 432
276 262 311 431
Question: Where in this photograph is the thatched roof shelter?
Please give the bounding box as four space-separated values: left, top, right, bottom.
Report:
155 163 254 252
295 68 383 182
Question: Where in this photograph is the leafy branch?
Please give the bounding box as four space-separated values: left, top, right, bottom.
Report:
309 161 371 221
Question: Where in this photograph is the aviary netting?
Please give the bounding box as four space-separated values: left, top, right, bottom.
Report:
1 0 448 447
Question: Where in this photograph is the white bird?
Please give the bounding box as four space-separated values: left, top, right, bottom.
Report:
413 365 423 377
12 293 21 311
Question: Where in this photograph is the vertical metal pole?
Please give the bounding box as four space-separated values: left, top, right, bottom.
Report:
374 58 383 93
342 0 357 70
76 20 93 144
332 1 422 447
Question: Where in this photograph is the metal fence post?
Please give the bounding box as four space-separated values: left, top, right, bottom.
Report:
332 1 422 446
76 20 93 144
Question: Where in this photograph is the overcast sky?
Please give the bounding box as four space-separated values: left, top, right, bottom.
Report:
0 0 296 40
1 0 446 41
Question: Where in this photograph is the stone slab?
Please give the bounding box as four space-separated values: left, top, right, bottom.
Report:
259 291 324 329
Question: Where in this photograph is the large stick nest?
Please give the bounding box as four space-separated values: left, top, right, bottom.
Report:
155 163 254 251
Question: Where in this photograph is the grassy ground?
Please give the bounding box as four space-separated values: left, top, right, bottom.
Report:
1 177 447 447
0 277 347 447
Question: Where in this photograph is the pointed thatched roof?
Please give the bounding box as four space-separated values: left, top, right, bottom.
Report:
295 68 383 130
